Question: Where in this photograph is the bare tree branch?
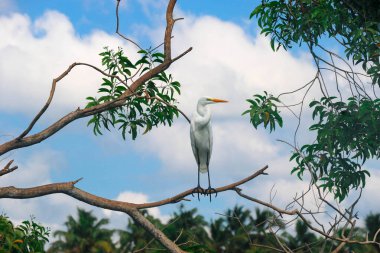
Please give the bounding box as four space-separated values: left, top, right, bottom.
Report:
0 159 18 177
0 165 268 208
115 0 143 50
235 188 380 247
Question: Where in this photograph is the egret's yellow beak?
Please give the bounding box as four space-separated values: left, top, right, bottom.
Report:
209 98 228 103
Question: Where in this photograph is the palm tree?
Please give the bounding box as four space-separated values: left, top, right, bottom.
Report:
48 208 114 253
165 204 210 252
366 213 380 253
116 210 163 253
283 220 317 252
210 217 230 253
251 208 281 243
249 207 285 253
209 206 283 253
224 205 253 253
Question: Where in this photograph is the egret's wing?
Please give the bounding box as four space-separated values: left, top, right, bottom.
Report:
207 123 213 166
190 123 199 165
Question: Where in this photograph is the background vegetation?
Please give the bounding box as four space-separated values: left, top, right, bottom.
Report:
2 205 380 252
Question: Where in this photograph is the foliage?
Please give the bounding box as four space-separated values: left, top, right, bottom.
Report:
365 212 380 249
0 215 49 253
48 208 114 253
291 96 378 201
246 0 380 201
86 47 181 140
242 92 283 132
244 93 379 200
46 206 380 252
116 210 163 253
283 220 318 251
165 204 211 253
209 206 282 253
250 0 380 85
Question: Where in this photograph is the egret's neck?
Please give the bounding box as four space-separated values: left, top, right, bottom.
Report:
195 103 211 127
197 103 210 117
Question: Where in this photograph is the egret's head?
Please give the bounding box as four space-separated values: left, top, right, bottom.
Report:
198 96 228 105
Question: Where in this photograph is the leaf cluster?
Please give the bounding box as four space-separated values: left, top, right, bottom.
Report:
243 92 283 132
86 47 181 140
250 0 380 85
0 215 49 253
291 96 380 201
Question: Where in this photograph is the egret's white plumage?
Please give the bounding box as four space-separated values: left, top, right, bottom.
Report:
190 96 228 175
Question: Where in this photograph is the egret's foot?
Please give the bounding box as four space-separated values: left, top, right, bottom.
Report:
204 187 217 202
191 186 205 201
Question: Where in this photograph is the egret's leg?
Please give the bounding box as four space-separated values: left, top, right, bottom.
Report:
205 152 217 201
191 148 204 200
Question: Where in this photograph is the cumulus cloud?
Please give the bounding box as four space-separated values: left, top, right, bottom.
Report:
354 169 380 217
148 15 316 117
103 191 170 223
137 121 278 178
0 11 137 117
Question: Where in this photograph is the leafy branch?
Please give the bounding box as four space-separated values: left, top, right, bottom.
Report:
242 92 283 132
85 47 182 140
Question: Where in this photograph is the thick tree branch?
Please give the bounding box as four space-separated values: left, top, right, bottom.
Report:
0 166 268 208
137 165 268 208
128 208 185 253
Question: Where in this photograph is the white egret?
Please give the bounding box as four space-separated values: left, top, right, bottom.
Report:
190 96 228 200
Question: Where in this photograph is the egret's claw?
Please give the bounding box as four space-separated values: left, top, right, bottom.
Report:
204 187 217 202
191 186 205 201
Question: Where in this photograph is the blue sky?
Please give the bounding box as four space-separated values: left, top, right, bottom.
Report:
13 0 259 38
0 0 379 237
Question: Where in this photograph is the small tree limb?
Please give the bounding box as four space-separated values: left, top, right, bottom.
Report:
0 160 18 177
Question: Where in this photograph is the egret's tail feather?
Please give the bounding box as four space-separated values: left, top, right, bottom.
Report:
199 164 208 173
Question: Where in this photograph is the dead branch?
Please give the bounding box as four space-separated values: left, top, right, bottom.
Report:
0 165 268 208
115 0 143 50
235 188 380 247
0 160 18 177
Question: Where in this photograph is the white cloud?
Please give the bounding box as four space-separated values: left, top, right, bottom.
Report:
0 149 64 187
162 15 317 117
0 11 137 117
103 191 170 223
137 120 278 179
